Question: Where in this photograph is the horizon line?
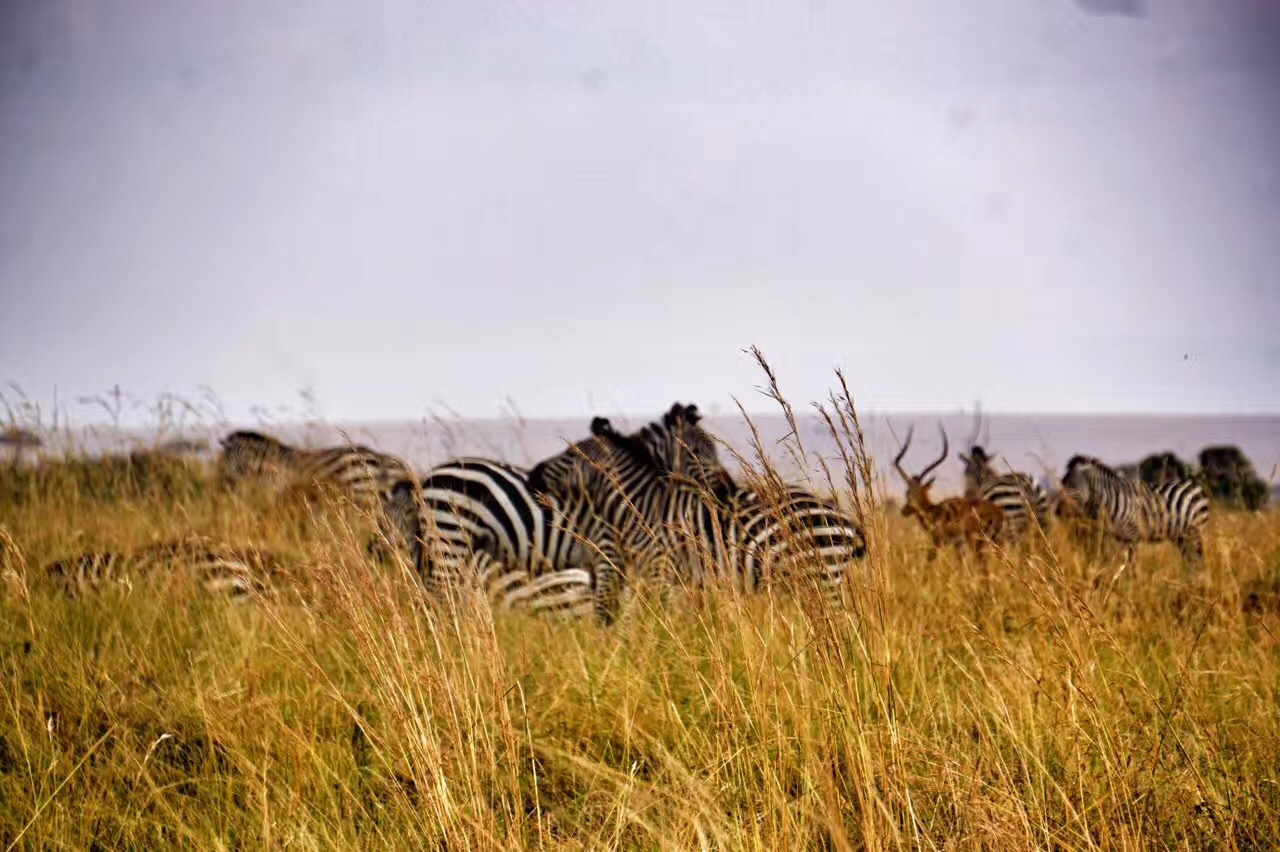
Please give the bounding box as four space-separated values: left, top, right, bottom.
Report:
13 408 1280 433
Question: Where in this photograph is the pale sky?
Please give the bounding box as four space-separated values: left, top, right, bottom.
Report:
2 0 1278 426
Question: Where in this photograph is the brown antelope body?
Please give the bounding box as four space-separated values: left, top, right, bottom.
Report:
894 424 1004 558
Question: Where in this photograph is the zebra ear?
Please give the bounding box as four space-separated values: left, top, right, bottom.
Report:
684 404 701 424
590 417 611 436
663 404 683 427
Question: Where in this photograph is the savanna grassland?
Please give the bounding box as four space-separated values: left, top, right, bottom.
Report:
1 433 1279 850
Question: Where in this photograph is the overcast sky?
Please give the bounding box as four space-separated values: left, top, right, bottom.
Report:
2 0 1278 426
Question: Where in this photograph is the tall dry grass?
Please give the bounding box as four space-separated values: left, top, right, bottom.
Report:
1 387 1278 849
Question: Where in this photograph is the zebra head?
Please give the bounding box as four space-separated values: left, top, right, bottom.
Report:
217 430 289 482
958 406 995 496
1060 455 1108 512
892 423 950 520
958 445 995 497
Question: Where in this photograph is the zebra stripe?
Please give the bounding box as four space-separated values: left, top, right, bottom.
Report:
218 430 413 504
961 446 1050 537
528 417 867 611
43 538 288 600
386 458 600 620
1061 455 1210 564
728 485 867 598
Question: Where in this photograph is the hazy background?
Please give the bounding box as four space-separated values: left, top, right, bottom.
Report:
2 0 1279 427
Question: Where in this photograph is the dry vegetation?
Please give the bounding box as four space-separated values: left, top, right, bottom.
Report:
1 404 1278 849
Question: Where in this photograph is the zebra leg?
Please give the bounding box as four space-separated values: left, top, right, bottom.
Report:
593 561 623 626
590 538 626 626
1178 533 1205 570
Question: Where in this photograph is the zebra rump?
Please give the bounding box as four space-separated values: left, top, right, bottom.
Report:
381 458 599 620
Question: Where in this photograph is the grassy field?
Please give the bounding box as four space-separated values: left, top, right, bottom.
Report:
1 439 1279 850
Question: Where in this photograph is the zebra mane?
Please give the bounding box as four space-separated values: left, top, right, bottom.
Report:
1065 455 1111 477
590 417 665 474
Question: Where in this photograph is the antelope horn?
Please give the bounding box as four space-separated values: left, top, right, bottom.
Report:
892 425 914 484
919 422 949 480
965 401 982 449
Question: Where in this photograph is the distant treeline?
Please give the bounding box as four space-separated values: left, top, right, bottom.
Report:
1119 446 1270 511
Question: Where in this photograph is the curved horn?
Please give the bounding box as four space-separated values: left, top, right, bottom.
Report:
919 422 949 480
965 401 983 449
892 425 915 484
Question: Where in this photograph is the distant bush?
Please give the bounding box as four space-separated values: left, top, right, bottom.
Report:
1199 445 1269 511
0 426 43 449
1136 452 1196 488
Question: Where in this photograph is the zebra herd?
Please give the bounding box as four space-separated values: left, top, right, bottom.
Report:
200 403 869 622
375 403 867 623
23 402 1215 616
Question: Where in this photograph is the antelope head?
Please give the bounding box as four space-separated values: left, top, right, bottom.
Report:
893 423 950 519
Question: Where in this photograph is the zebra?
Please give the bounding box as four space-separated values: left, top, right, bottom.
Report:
958 444 1051 540
1059 455 1210 566
41 537 291 600
381 458 600 619
956 409 1051 539
380 403 732 623
218 430 413 506
527 414 867 613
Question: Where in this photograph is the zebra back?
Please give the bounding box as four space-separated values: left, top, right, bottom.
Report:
219 430 412 503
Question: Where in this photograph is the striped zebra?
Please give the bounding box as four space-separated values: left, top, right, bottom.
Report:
527 415 867 613
218 430 413 506
42 537 291 600
380 403 732 622
959 444 1051 539
1060 455 1210 566
381 459 600 619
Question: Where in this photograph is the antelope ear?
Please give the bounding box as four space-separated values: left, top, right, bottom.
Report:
959 453 971 465
924 476 936 489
